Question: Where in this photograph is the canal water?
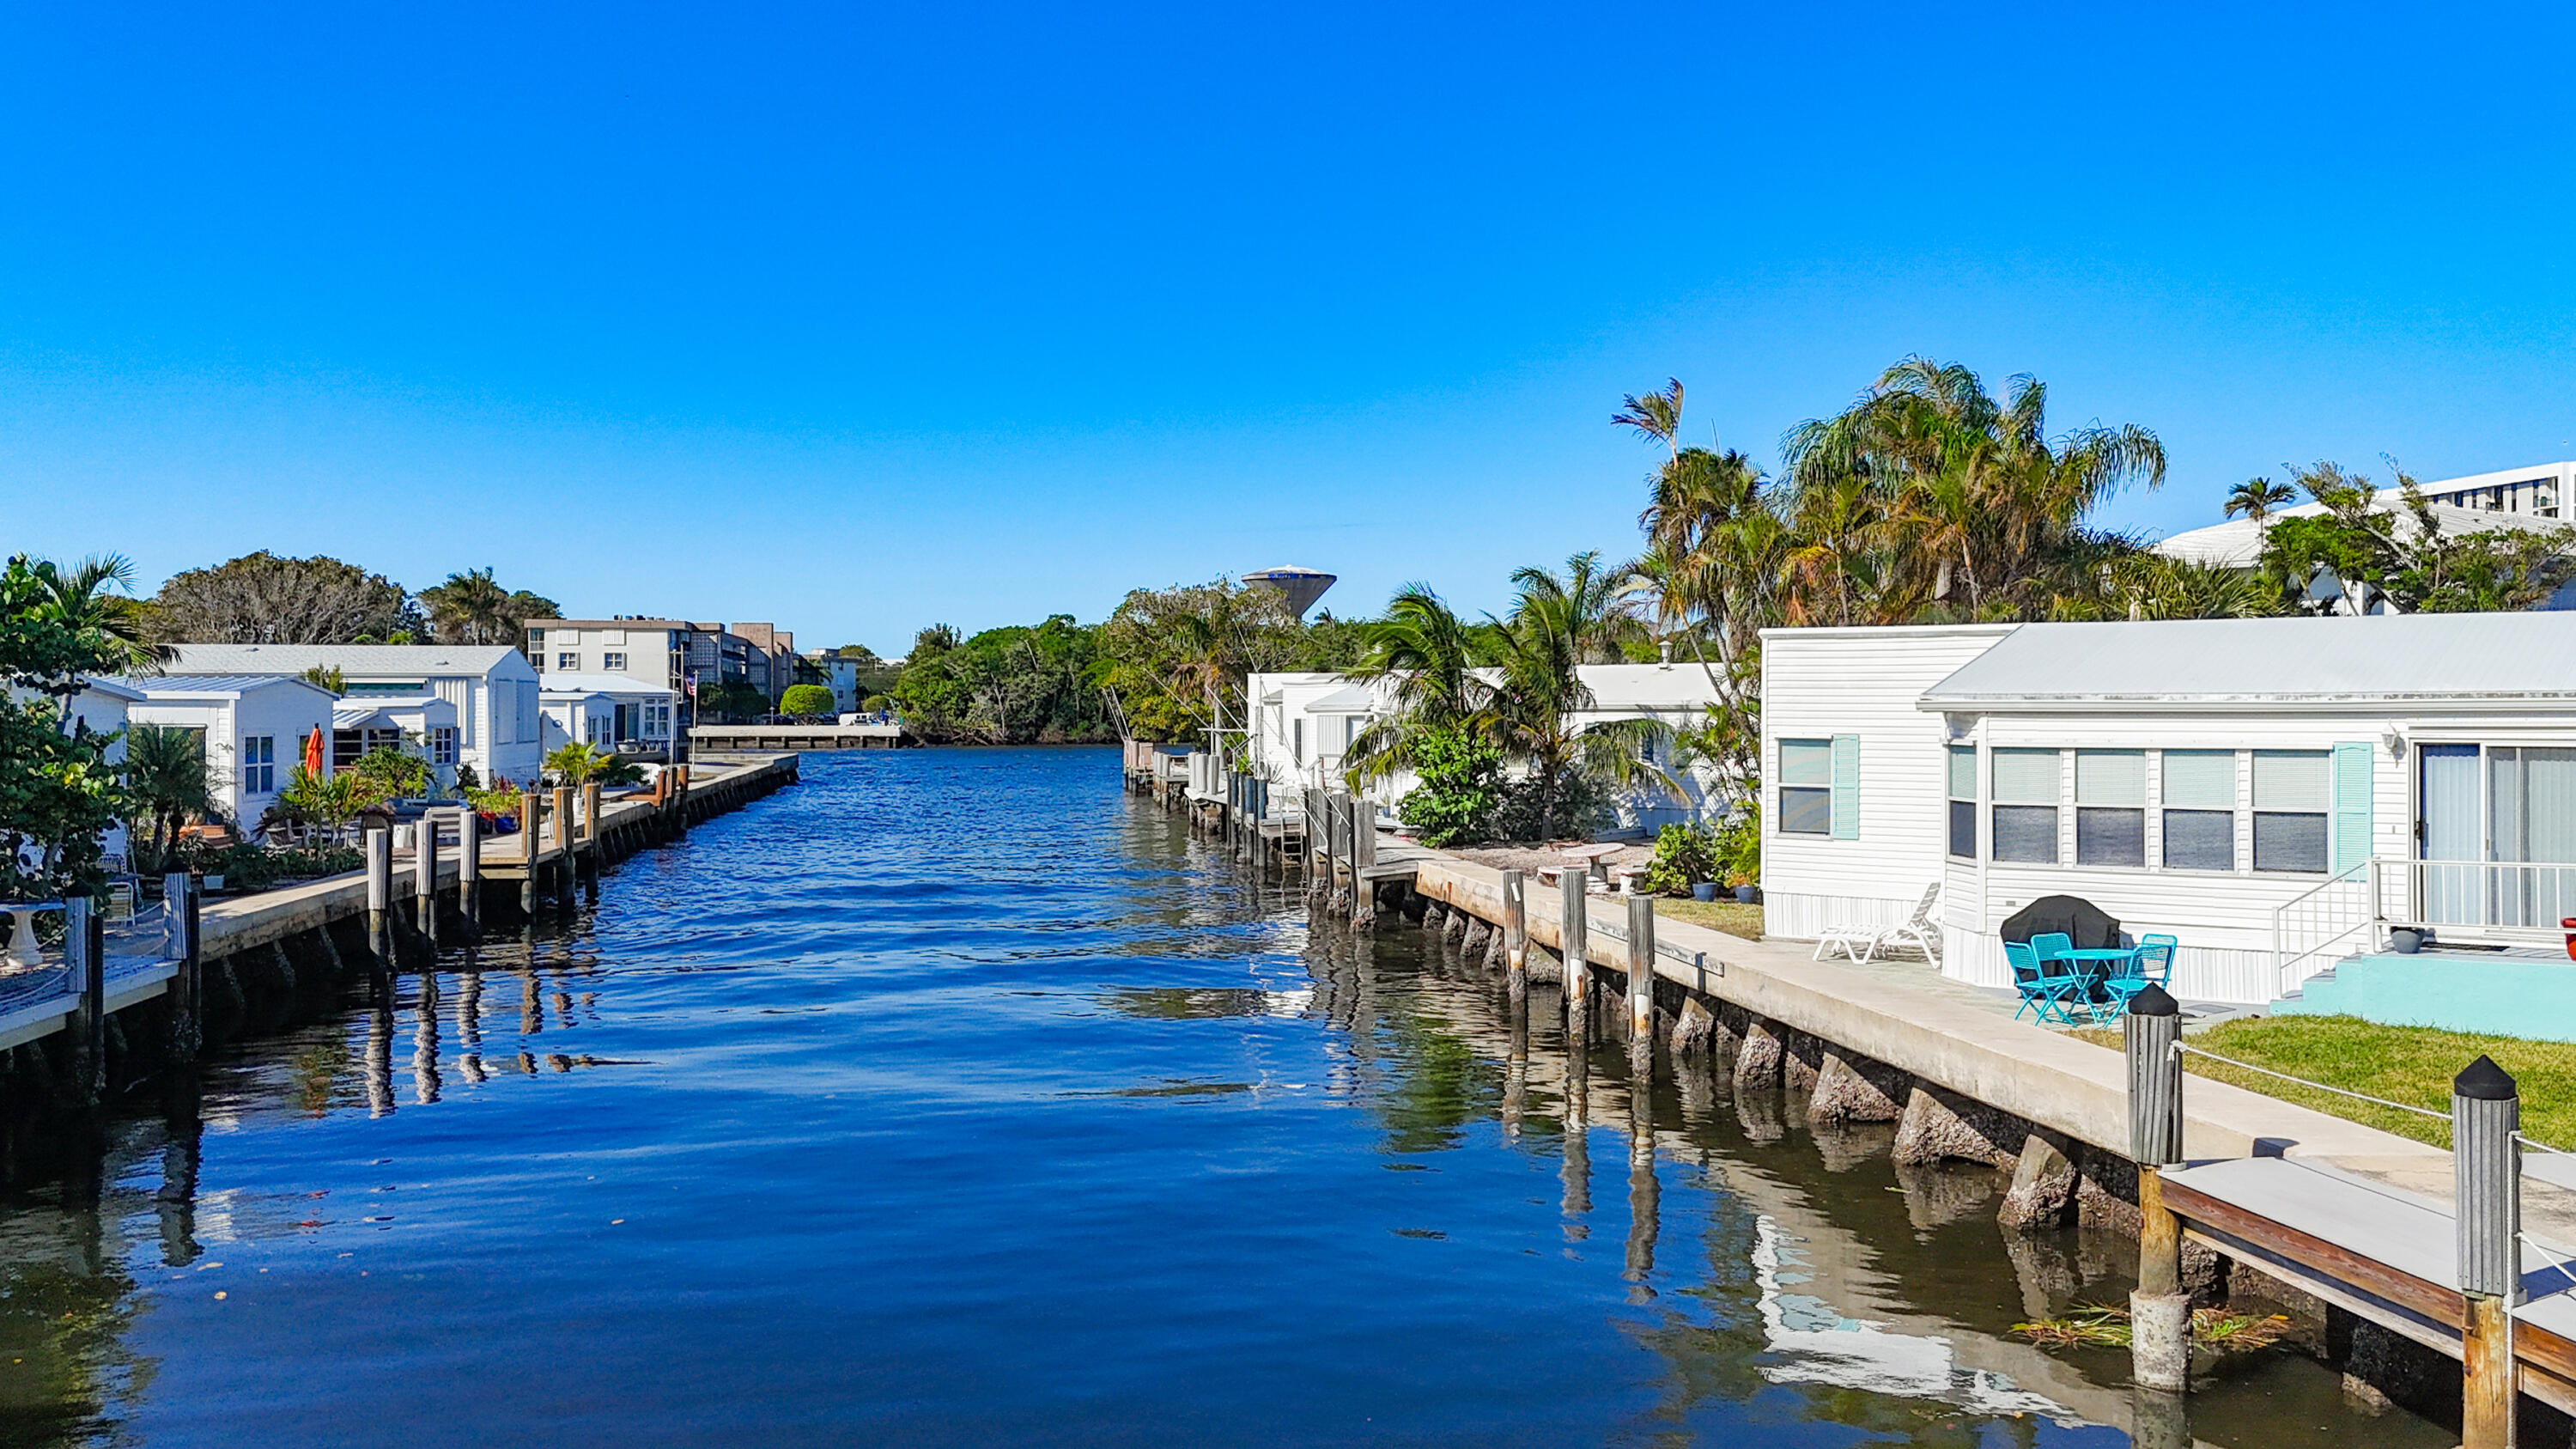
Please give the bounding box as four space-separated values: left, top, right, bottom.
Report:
0 749 2452 1446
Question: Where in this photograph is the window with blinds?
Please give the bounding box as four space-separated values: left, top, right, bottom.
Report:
1990 748 2061 864
1779 739 1832 836
2074 750 2146 867
1947 746 1977 859
2160 749 2237 871
2252 750 2330 873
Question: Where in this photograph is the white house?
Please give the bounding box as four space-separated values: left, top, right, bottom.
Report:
162 643 544 788
1241 661 1728 834
538 672 677 752
66 678 144 869
1759 614 2576 1008
121 675 338 833
331 694 462 788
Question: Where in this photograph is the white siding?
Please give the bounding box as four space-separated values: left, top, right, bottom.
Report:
1758 626 2020 941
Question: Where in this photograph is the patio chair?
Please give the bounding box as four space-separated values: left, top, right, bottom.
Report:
1813 882 1942 965
2102 935 2177 1011
2006 940 2089 1026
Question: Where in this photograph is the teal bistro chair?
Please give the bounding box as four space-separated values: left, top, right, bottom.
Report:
2104 935 2178 1011
2006 940 2088 1026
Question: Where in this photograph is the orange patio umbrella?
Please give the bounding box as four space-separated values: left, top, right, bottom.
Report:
303 727 325 775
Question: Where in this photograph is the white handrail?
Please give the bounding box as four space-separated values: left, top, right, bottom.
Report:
2271 858 2379 996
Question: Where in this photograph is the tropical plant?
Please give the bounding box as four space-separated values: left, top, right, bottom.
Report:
2257 462 2576 614
893 615 1111 744
1637 822 1719 896
0 554 131 903
1097 580 1309 744
123 723 222 868
2223 478 2295 521
25 553 170 679
277 764 371 841
301 664 346 694
543 742 645 788
418 567 560 645
1392 726 1504 846
350 745 434 801
779 684 835 718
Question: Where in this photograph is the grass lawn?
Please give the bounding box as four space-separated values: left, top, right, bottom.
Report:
1652 898 1764 941
2073 1014 2576 1151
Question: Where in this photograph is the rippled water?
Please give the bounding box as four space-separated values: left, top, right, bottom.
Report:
0 749 2454 1446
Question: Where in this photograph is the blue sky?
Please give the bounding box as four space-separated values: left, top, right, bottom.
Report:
5 3 2573 653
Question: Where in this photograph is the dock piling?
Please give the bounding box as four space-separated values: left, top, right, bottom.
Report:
1348 796 1375 931
167 872 202 1062
412 814 437 941
2454 1054 2520 1449
457 806 481 929
64 896 104 1104
519 790 542 913
1560 869 1589 1044
1625 894 1655 1081
2124 983 2188 1393
1501 870 1528 1010
365 824 392 959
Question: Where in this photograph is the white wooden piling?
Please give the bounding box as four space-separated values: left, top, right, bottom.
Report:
365 823 392 945
457 805 481 927
1559 868 1588 1042
412 814 437 938
1501 870 1528 1010
1625 894 1655 1079
64 896 104 1102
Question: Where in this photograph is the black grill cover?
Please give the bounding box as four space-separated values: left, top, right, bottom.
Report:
1999 895 2122 951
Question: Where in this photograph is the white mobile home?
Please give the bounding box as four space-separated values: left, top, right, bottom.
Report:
331 694 462 788
1760 614 2576 1009
122 675 338 834
538 673 677 752
164 644 545 788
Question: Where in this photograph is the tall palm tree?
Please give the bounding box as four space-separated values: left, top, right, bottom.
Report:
1343 585 1500 784
2223 477 2296 521
419 568 514 644
1488 554 1672 840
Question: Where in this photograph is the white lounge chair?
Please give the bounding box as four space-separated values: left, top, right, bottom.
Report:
1813 883 1942 965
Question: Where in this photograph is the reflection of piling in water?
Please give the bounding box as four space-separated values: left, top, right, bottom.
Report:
1503 1010 1528 1139
413 971 442 1105
155 1076 202 1267
364 996 394 1118
1562 1055 1591 1241
1625 1064 1658 1298
458 970 487 1085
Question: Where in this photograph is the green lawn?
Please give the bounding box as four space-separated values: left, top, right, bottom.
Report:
2074 1014 2576 1151
1651 898 1764 941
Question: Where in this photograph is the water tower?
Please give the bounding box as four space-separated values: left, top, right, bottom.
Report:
1242 566 1336 619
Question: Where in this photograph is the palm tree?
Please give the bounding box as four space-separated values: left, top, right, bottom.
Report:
1343 585 1500 784
419 568 513 644
277 764 368 843
124 724 218 868
31 554 169 689
2224 477 2296 521
1489 554 1674 840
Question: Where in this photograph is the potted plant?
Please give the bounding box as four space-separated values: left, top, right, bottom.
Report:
1691 880 1720 903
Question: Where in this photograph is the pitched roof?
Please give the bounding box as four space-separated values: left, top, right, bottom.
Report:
162 642 532 677
1919 614 2576 709
116 673 338 699
2153 501 2573 568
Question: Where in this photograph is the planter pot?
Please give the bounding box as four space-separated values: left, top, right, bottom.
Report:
2388 927 2427 955
2563 917 2576 963
1691 883 1719 903
1734 884 1759 904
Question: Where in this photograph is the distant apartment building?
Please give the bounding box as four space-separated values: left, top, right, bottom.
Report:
522 616 798 719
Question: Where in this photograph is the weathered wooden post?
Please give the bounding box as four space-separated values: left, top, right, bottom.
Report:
365 822 393 957
519 789 543 913
550 786 574 904
64 895 104 1104
1625 894 1656 1081
2125 983 2188 1394
2456 1054 2521 1449
582 782 603 846
412 814 438 941
1348 795 1376 931
457 806 482 929
165 871 201 1062
1502 869 1529 1011
1560 868 1589 1044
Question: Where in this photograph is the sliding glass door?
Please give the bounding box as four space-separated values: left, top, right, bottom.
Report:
2418 743 2576 931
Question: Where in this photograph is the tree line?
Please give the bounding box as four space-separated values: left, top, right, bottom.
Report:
138 551 561 647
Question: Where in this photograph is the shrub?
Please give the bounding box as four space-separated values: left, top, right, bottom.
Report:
1394 727 1503 846
1715 801 1761 885
779 684 835 718
1491 770 1613 843
1637 823 1720 896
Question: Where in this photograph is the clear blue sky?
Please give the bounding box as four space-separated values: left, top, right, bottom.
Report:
6 3 2572 654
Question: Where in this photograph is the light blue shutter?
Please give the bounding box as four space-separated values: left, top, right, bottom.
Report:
1830 734 1860 839
2331 741 2373 874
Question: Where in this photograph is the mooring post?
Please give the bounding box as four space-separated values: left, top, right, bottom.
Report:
458 805 482 930
582 782 603 849
1560 868 1589 1043
64 895 104 1104
2456 1053 2521 1449
1502 869 1528 1010
412 813 438 941
2125 983 2188 1393
519 789 542 914
365 822 392 955
1625 893 1656 1080
166 871 202 1063
1347 795 1376 931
